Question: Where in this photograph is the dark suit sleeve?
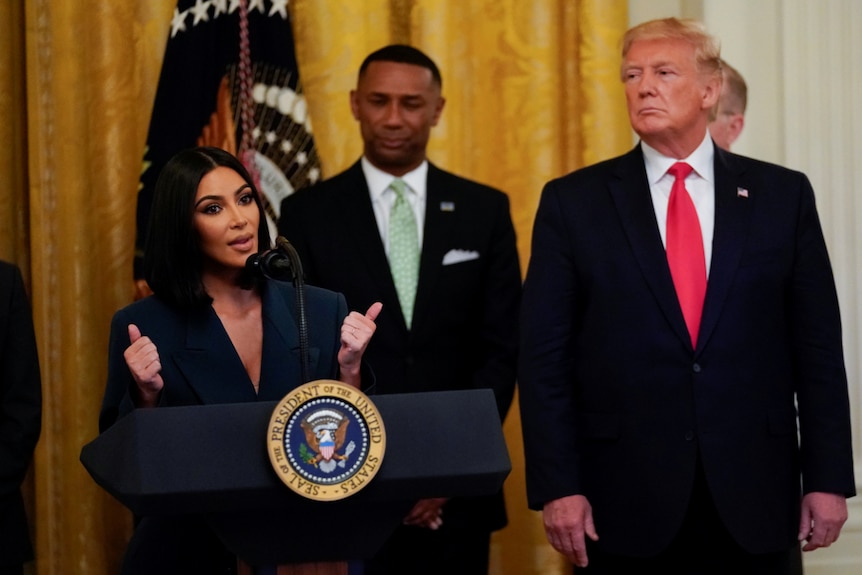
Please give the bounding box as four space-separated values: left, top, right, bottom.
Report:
0 263 42 499
789 175 855 497
518 181 583 510
473 192 521 420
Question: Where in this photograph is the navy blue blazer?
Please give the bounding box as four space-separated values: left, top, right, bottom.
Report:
99 279 348 432
519 144 855 556
279 161 522 531
0 262 41 568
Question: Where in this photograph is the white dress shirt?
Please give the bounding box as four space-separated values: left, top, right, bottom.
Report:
642 133 716 276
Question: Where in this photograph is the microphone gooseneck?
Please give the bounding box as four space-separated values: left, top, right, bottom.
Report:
273 237 310 383
245 237 311 383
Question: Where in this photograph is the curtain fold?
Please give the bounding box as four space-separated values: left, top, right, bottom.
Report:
11 1 629 573
0 0 30 269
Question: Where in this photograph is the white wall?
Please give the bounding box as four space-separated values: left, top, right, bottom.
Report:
629 2 862 573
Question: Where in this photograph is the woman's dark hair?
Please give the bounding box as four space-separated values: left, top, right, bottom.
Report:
143 146 270 309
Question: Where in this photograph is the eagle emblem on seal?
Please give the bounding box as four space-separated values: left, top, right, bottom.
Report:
299 408 355 473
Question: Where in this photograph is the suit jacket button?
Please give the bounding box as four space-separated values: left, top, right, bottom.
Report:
692 363 702 373
684 431 694 441
405 355 414 366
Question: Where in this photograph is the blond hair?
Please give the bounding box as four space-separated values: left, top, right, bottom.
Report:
621 18 722 81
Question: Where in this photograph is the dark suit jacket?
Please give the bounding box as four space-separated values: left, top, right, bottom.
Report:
519 144 855 557
0 261 41 568
279 161 521 531
99 280 350 573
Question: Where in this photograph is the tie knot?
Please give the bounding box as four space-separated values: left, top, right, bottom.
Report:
668 162 693 182
390 178 410 198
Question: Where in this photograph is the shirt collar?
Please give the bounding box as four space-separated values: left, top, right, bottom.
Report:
641 132 715 186
361 157 429 201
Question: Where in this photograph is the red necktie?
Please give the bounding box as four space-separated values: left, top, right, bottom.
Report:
666 162 706 347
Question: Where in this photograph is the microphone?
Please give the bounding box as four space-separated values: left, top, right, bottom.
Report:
245 249 292 280
248 237 311 382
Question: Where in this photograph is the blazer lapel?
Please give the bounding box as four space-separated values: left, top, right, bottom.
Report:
172 307 258 404
257 282 322 400
609 146 693 348
412 164 456 332
695 149 751 353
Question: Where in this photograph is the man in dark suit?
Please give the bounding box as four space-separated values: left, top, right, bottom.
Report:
519 18 854 574
278 45 521 574
0 261 42 575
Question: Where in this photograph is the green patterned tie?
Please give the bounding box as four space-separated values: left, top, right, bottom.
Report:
389 178 419 328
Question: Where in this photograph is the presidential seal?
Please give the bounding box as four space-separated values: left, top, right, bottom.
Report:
267 380 386 501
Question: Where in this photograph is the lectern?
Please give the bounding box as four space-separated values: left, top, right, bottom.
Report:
81 388 511 568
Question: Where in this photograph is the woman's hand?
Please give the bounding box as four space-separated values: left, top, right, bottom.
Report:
338 302 382 388
124 324 164 407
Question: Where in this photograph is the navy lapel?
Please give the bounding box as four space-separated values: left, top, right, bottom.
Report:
257 282 321 400
172 306 258 404
412 164 456 332
695 149 751 352
609 146 693 349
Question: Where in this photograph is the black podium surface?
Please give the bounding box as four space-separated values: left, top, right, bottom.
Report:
81 389 511 564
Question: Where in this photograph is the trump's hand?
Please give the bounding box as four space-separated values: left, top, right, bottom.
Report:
799 491 848 551
543 494 598 568
337 302 382 388
124 324 163 407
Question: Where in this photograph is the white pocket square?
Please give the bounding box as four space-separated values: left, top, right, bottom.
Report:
442 249 480 265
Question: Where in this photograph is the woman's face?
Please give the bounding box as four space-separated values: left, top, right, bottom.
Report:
192 166 260 275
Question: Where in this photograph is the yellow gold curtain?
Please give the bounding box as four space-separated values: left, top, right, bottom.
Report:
0 0 29 270
23 1 175 573
8 1 630 573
